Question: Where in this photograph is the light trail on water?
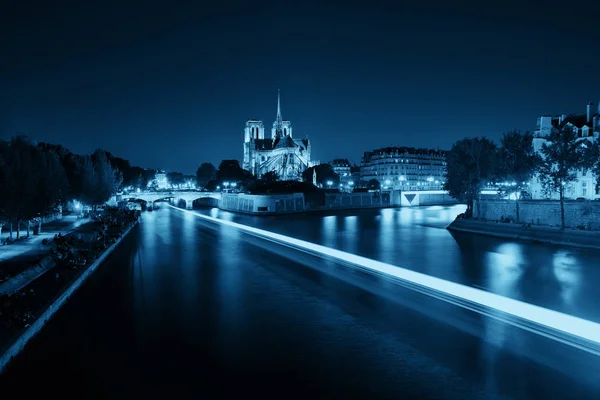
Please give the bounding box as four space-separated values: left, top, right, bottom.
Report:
170 205 600 355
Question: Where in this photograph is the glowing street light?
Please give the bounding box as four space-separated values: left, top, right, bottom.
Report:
427 176 434 182
348 181 354 186
385 179 391 185
231 182 237 188
326 180 333 188
223 182 230 188
399 175 406 181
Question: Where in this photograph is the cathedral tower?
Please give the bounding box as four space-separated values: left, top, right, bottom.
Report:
272 90 293 139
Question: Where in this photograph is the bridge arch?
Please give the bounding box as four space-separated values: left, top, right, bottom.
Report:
112 191 222 210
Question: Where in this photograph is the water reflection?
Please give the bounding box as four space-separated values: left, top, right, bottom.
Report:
322 215 337 248
484 243 524 298
552 250 581 306
189 205 600 323
343 216 358 254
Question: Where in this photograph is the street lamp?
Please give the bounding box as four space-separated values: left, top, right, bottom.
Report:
348 181 354 186
326 180 333 188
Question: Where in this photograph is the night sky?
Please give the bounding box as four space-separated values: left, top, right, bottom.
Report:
2 1 600 174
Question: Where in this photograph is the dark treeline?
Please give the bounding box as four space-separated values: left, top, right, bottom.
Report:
445 123 600 229
0 136 149 241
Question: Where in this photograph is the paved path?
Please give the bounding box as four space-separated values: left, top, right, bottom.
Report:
0 216 89 262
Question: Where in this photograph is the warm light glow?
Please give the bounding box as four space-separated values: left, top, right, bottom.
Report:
171 205 600 353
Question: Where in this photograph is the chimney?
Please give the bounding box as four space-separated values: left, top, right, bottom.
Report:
587 102 595 123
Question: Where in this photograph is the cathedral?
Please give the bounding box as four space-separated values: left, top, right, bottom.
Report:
242 91 312 181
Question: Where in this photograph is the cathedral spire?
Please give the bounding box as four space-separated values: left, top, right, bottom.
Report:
276 89 283 129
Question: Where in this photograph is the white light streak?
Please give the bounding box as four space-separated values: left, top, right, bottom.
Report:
170 205 600 352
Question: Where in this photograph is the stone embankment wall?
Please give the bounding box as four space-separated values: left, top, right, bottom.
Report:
0 221 139 375
476 199 600 229
219 192 391 214
220 193 305 214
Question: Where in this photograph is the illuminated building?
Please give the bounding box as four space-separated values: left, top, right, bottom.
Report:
531 101 600 200
360 147 446 190
242 90 313 181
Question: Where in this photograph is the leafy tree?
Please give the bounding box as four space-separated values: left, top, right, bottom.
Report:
217 160 246 183
444 137 498 218
495 130 539 221
92 149 121 206
262 170 280 183
196 162 216 187
302 164 340 187
0 136 45 239
34 147 68 232
367 179 381 190
204 179 218 191
537 125 588 229
167 171 185 188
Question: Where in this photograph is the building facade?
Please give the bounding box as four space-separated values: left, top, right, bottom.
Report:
242 91 312 181
360 147 446 191
330 159 353 188
531 101 600 200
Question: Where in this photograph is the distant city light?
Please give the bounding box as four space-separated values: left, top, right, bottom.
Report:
74 200 81 210
136 188 141 193
385 179 391 185
326 180 333 187
348 181 354 186
427 176 434 182
231 182 237 188
399 175 406 181
223 182 230 187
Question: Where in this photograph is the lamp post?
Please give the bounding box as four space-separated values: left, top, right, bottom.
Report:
326 180 333 188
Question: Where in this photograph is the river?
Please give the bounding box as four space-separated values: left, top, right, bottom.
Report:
1 205 599 399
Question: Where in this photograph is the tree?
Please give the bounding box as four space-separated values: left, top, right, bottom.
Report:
537 124 588 229
34 147 68 232
262 170 279 183
0 136 46 239
367 179 381 191
302 164 340 187
217 160 246 183
495 130 539 221
196 162 216 187
167 171 185 188
92 149 121 206
445 137 498 218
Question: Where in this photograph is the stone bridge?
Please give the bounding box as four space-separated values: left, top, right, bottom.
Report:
113 191 221 209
